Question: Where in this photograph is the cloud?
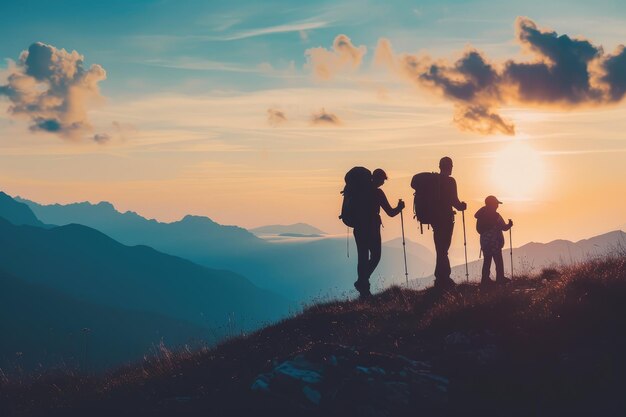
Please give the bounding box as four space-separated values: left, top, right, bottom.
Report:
311 108 341 126
600 45 626 102
503 17 603 105
305 35 366 80
373 18 626 135
93 133 111 143
453 105 515 135
267 108 287 126
0 42 107 140
218 20 329 41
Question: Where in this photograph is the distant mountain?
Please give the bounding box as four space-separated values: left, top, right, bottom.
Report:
0 192 45 227
278 233 324 238
0 270 206 372
18 198 264 257
251 223 326 236
0 217 290 332
17 195 433 301
418 230 626 285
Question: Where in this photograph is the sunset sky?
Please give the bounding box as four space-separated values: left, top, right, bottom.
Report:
1 0 625 256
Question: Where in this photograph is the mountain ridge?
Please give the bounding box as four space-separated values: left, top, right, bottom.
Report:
0 215 290 336
0 269 207 372
251 223 326 236
16 194 433 300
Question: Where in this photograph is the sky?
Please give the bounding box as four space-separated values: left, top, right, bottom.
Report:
0 0 625 257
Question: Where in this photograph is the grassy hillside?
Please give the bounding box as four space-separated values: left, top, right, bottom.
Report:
3 254 626 417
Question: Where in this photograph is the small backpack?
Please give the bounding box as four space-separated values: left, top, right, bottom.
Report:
410 172 440 233
339 167 373 228
475 208 497 234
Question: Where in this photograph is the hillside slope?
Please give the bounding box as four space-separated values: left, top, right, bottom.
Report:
0 217 290 332
0 271 206 372
0 192 44 227
4 255 625 417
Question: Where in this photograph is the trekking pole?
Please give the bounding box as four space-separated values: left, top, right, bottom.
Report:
509 223 514 279
400 202 409 287
346 226 350 258
462 210 469 282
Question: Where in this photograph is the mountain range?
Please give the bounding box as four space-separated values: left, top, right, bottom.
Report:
0 217 289 329
0 194 291 371
19 196 434 300
2 191 624 374
250 223 326 236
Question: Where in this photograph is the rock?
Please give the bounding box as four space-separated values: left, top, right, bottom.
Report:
251 344 449 415
443 330 501 367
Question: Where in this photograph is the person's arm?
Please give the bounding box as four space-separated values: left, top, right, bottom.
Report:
378 189 403 217
450 178 467 211
497 214 513 231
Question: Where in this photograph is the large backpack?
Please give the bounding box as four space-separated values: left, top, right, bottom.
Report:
410 172 440 233
339 167 373 228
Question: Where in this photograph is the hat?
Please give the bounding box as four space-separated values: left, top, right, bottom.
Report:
485 195 503 205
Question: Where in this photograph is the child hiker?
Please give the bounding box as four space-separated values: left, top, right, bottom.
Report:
475 195 513 286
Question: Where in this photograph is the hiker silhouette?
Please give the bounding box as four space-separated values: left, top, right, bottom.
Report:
352 168 404 298
475 195 513 286
431 157 466 289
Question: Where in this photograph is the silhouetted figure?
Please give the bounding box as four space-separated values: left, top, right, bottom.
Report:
432 157 466 289
353 169 405 298
475 195 513 286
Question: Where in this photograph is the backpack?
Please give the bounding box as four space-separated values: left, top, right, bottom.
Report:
475 207 497 234
476 216 486 234
410 172 440 233
339 167 373 228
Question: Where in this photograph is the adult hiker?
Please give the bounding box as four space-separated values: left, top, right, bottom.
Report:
431 156 467 289
475 195 513 286
341 168 404 298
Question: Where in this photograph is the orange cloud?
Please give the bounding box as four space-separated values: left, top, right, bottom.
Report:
311 108 341 126
267 108 287 126
305 35 366 80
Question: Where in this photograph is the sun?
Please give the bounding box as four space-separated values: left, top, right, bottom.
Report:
491 139 545 201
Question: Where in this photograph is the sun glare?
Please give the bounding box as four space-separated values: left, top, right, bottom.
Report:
491 139 545 201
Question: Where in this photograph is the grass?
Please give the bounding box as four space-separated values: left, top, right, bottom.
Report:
2 254 626 416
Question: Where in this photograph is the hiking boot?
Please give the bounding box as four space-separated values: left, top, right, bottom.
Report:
354 280 371 297
434 277 456 290
496 276 512 285
480 278 496 287
358 289 373 299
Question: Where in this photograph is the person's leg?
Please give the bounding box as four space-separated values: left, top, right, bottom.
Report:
441 221 454 279
367 226 382 281
353 228 370 286
434 222 454 278
433 225 445 280
481 252 493 283
494 250 506 281
433 221 455 286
